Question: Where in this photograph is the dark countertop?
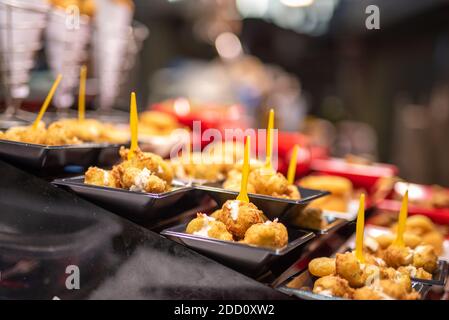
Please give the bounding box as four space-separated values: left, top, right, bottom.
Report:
0 160 288 300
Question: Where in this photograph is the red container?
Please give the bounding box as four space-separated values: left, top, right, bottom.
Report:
310 157 398 191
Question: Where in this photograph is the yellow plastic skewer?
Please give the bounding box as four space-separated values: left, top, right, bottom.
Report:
237 136 250 203
264 108 274 169
287 144 299 184
78 65 87 121
32 74 62 129
355 193 366 263
128 92 139 160
393 190 409 247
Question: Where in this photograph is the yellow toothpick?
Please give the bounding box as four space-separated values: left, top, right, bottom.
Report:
78 65 87 121
287 144 299 184
33 74 62 129
236 135 250 203
355 193 366 263
128 92 139 160
394 190 409 247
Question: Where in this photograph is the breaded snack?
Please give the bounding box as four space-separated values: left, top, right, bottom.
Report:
383 245 414 268
308 257 336 277
84 167 119 188
118 147 173 184
313 275 354 299
391 215 435 236
412 245 438 273
397 266 432 280
171 152 225 181
299 175 352 212
241 220 288 249
214 200 266 240
121 167 169 193
421 231 444 255
3 122 48 144
139 111 180 136
186 213 233 241
290 207 326 230
353 287 383 300
375 232 422 250
45 122 83 145
335 252 366 288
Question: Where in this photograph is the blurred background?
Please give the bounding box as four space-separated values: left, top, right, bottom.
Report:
1 0 449 186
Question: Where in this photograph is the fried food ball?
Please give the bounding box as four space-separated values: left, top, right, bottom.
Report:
375 232 422 250
85 167 119 188
241 220 288 249
249 167 292 198
45 122 83 145
214 200 266 240
3 122 48 144
171 153 225 181
210 209 222 219
139 111 180 136
118 147 173 184
119 167 168 193
308 257 336 277
335 252 366 288
392 215 436 236
222 173 256 193
397 266 432 280
383 245 414 268
186 214 233 241
289 207 326 230
378 279 417 300
312 275 354 299
421 231 444 255
299 175 352 212
412 245 438 273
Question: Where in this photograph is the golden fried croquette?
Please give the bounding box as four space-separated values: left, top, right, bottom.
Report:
119 167 168 193
412 245 438 273
289 207 326 230
375 232 422 250
392 215 436 236
223 165 300 200
397 266 432 280
241 220 288 249
45 122 83 145
308 257 336 277
214 200 266 240
299 175 352 212
118 147 173 184
139 111 180 136
171 153 225 181
210 209 222 219
3 122 48 145
378 279 413 300
335 252 366 288
421 231 444 255
313 275 354 299
186 213 233 241
218 200 267 238
84 167 119 188
383 245 414 268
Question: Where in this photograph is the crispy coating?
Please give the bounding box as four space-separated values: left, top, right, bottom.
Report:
118 147 173 184
335 252 366 288
120 167 168 193
84 167 119 188
171 153 225 181
412 245 438 273
45 122 83 145
214 200 266 240
308 257 336 277
421 231 444 255
241 220 288 249
391 215 436 236
353 287 384 300
382 245 413 268
313 275 354 299
290 207 326 230
375 233 422 250
186 214 233 241
223 166 300 200
397 266 432 280
3 122 48 144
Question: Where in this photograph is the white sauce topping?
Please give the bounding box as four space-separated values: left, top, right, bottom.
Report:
317 289 334 297
193 214 216 237
414 245 427 255
103 170 109 186
130 168 152 192
226 200 240 221
365 237 379 252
